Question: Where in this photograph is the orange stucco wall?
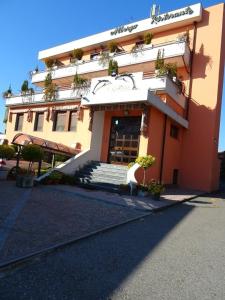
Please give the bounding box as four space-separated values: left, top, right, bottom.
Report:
180 4 225 192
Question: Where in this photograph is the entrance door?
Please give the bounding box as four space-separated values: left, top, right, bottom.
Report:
108 117 141 164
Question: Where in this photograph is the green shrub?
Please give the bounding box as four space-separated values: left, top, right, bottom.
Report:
155 50 164 70
72 48 84 60
0 145 15 159
108 42 118 53
21 80 29 92
144 32 153 45
148 180 165 195
45 59 55 69
21 145 44 173
108 59 118 76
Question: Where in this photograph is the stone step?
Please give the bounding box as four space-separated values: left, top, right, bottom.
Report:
76 170 127 181
77 177 126 185
81 166 127 175
78 182 120 193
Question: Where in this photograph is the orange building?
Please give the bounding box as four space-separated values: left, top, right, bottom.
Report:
4 3 225 192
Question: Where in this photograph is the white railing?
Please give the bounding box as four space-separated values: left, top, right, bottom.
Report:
32 41 190 84
5 87 89 106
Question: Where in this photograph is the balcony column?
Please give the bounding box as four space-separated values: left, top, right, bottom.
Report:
139 104 150 156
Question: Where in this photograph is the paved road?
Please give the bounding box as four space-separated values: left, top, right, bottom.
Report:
0 190 225 300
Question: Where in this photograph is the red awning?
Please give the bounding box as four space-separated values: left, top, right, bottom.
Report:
12 133 80 156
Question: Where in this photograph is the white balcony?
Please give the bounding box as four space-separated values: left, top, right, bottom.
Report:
81 72 188 128
32 41 190 84
5 87 87 106
81 72 186 108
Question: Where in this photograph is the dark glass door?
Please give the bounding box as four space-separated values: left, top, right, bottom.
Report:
108 117 141 164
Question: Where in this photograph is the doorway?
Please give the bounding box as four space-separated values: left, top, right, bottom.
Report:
108 116 141 164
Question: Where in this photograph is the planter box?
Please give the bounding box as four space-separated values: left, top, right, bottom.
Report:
0 169 8 180
16 174 35 188
138 190 149 197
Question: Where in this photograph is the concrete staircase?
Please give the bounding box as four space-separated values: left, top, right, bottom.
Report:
75 161 128 192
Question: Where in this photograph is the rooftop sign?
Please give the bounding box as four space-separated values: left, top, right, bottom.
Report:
110 24 138 36
151 6 194 24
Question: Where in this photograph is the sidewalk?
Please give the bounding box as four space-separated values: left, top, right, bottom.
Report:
52 184 203 212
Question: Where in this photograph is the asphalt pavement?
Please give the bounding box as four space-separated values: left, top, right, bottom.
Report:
0 190 225 300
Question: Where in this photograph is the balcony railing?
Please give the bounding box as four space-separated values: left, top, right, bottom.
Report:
5 86 89 106
32 40 190 84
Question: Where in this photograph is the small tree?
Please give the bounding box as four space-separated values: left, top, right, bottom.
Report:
21 144 44 174
44 73 57 101
21 80 29 93
155 49 164 70
0 145 15 160
108 59 118 76
135 155 156 186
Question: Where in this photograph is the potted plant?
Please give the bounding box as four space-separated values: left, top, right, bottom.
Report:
148 180 165 200
108 42 119 54
16 144 44 188
71 73 89 89
44 73 57 101
144 32 153 46
32 66 39 74
45 58 55 70
21 80 35 96
0 145 15 180
135 155 156 196
108 59 118 76
155 49 165 75
98 51 110 67
71 48 84 63
2 86 12 98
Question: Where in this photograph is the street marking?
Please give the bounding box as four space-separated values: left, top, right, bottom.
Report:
0 189 31 252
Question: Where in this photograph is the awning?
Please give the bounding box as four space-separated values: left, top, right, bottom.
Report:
12 133 79 156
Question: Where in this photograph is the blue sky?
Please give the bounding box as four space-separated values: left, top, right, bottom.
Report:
0 0 224 150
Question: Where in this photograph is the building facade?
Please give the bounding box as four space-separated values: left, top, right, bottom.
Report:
3 3 225 192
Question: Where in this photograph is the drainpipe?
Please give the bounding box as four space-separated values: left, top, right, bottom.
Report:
159 114 167 183
186 21 198 120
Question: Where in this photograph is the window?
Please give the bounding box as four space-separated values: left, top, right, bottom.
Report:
68 111 77 131
15 113 24 131
136 40 144 46
90 52 100 60
170 124 179 139
173 169 179 185
34 112 44 131
53 111 66 131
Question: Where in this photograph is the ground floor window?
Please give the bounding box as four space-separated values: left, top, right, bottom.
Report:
34 112 44 131
53 111 66 132
68 111 77 131
15 113 24 131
